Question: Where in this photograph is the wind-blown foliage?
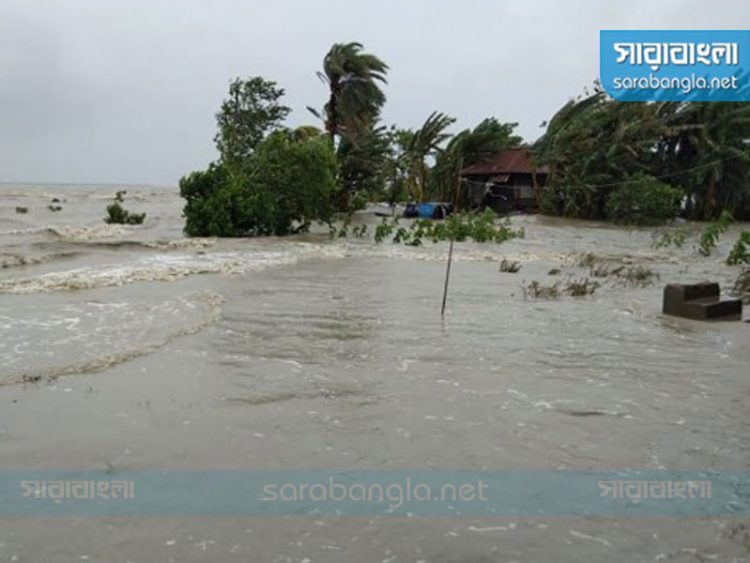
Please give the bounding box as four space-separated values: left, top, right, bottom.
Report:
430 118 523 202
534 85 750 222
309 42 388 144
182 73 343 237
307 42 389 210
215 77 290 171
402 111 456 201
336 125 392 210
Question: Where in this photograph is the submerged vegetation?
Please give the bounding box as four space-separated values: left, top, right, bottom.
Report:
104 191 146 225
587 261 659 287
337 210 524 246
727 232 750 266
698 210 734 256
499 259 522 273
372 210 524 245
731 268 750 303
653 211 750 267
521 278 600 300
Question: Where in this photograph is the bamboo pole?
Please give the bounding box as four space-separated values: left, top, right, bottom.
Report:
441 158 463 317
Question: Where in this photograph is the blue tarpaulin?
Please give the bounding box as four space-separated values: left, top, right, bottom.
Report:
418 203 439 219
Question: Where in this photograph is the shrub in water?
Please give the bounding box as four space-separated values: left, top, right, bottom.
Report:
605 173 683 226
180 132 337 237
104 191 146 225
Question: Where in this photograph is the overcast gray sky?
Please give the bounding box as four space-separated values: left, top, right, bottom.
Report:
0 0 748 185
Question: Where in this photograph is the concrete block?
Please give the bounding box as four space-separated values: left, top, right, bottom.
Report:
663 282 742 320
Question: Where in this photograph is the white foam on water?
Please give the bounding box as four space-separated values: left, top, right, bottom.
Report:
47 225 129 241
352 241 566 264
0 243 347 294
0 224 127 239
0 291 225 385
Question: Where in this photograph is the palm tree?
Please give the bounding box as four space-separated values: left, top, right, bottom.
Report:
308 42 388 144
432 118 523 202
403 112 456 201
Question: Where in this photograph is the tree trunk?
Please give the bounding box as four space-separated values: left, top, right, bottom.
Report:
327 80 339 142
705 180 717 220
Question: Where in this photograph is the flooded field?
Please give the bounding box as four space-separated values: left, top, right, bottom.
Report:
0 184 749 562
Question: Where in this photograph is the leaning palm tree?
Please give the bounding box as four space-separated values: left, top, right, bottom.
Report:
308 42 388 144
404 111 456 201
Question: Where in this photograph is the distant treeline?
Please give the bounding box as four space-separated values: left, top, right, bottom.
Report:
533 86 750 223
179 42 523 237
179 45 750 237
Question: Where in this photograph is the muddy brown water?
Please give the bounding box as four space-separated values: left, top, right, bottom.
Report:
0 184 749 562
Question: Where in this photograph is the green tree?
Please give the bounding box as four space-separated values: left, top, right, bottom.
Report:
534 84 750 222
181 132 338 237
605 172 683 225
215 77 291 170
403 111 456 201
658 102 750 220
336 125 392 209
309 42 388 144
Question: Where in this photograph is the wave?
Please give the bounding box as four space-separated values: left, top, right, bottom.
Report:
0 225 127 239
47 225 129 241
0 244 347 294
0 189 167 201
0 291 224 386
352 242 566 264
0 251 81 270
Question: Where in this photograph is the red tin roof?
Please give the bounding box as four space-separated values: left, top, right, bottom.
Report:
461 148 548 176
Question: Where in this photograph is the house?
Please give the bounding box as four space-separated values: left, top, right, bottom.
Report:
460 148 548 213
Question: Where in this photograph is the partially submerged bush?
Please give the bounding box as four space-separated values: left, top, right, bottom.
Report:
698 210 733 256
522 277 600 299
499 259 522 273
577 252 598 268
605 173 683 226
374 220 396 243
522 280 561 300
731 269 750 303
618 265 659 287
370 209 524 246
727 232 750 266
565 278 600 296
587 262 658 287
590 263 623 278
104 191 146 225
181 132 337 237
651 228 689 249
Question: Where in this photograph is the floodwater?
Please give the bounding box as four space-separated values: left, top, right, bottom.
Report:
0 184 749 562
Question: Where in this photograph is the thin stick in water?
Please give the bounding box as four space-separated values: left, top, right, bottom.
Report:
441 238 455 317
